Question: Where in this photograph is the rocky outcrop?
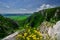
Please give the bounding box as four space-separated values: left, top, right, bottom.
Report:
38 21 54 33
48 21 60 40
2 29 25 40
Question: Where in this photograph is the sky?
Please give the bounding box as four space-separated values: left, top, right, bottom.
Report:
0 0 60 14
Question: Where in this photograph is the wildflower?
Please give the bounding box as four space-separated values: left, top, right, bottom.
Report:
32 35 36 38
34 30 37 33
24 33 27 37
37 38 39 40
23 36 25 39
28 29 30 32
17 34 22 37
33 36 36 40
40 37 42 39
26 37 30 40
39 33 42 36
28 35 32 37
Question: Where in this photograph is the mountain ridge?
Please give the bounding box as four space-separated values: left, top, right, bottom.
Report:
23 7 60 28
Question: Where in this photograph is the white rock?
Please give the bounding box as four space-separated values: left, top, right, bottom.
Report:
48 21 60 40
2 31 19 40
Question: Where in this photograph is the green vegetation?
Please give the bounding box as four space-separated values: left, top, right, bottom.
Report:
0 7 60 39
24 7 60 28
7 15 30 29
15 7 60 40
0 15 19 38
24 12 45 28
8 16 28 21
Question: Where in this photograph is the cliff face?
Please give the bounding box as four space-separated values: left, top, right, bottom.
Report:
48 21 60 40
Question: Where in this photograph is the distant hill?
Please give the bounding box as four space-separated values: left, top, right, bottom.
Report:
0 14 19 38
2 14 32 16
23 7 60 28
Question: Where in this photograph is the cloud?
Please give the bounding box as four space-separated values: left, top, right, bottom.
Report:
0 2 10 8
0 8 33 14
19 8 27 10
0 4 56 14
5 5 10 8
0 1 34 13
36 4 55 12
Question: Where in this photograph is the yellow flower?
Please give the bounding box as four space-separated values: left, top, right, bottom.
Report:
31 34 37 40
34 30 37 33
28 29 30 32
24 33 27 37
23 36 25 39
17 34 22 37
40 37 42 39
37 32 40 34
39 33 42 36
28 35 32 37
33 37 36 40
36 31 42 36
32 35 36 38
37 38 39 40
16 27 44 40
26 37 30 40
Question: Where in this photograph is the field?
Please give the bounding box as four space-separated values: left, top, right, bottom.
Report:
6 15 29 21
6 15 30 29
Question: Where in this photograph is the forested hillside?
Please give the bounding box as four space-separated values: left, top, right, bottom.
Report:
24 7 60 28
0 14 19 38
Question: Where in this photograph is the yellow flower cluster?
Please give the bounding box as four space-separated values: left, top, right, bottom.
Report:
16 28 43 40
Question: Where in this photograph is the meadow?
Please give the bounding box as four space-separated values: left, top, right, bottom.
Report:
6 15 31 30
6 15 29 21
